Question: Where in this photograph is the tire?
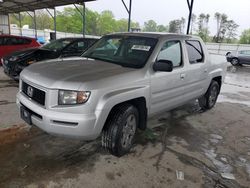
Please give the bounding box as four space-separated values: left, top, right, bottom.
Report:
199 81 220 110
231 58 240 66
102 104 139 157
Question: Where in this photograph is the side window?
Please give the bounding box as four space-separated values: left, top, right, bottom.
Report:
77 41 87 51
5 37 16 45
89 39 97 47
19 38 31 45
0 37 4 45
66 41 85 52
185 40 204 64
157 40 182 67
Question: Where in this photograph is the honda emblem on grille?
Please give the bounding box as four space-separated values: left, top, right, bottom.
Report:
27 86 34 98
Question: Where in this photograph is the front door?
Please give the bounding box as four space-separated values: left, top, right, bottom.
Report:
150 40 187 115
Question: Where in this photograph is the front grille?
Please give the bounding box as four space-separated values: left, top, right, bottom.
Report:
22 81 46 106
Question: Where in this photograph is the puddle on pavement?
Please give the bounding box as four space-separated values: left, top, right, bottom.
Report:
235 156 250 178
0 80 18 88
0 126 104 187
0 100 248 187
137 101 207 153
0 100 16 105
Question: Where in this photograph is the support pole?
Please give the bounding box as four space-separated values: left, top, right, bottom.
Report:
82 2 86 36
18 13 22 36
121 0 132 32
8 14 11 35
34 10 37 38
186 0 194 35
74 3 86 36
128 0 132 32
54 7 57 39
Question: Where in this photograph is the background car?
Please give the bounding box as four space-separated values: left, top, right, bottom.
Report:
2 37 99 80
0 35 41 65
226 50 250 66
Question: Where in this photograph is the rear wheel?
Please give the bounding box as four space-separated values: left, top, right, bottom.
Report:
199 81 220 110
102 104 139 157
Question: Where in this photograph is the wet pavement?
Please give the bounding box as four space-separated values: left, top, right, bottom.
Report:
0 63 250 188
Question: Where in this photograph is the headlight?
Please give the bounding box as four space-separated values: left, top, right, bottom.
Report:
9 56 19 61
58 90 90 105
27 60 36 65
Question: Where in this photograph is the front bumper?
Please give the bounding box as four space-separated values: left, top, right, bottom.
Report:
17 92 100 140
226 56 233 62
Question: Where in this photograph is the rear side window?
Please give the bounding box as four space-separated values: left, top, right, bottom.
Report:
20 38 32 45
185 40 204 64
66 41 87 52
0 37 4 45
3 37 32 45
88 39 97 46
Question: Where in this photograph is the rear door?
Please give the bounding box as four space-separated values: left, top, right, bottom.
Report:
244 50 250 64
4 37 29 56
0 37 5 58
182 40 208 100
239 50 250 64
150 40 188 114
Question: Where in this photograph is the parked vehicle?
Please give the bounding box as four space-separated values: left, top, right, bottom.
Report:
0 35 40 65
17 33 227 156
226 50 250 66
2 37 99 80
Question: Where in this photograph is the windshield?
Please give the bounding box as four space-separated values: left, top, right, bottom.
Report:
82 35 158 68
42 39 73 51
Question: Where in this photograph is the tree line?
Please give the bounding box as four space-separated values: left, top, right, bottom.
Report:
9 7 250 44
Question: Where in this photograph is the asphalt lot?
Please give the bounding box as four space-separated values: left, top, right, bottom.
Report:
0 58 250 188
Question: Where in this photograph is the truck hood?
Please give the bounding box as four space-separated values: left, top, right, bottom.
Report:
20 58 136 90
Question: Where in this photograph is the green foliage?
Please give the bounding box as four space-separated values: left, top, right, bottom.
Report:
9 8 240 44
169 19 185 34
239 29 250 44
143 20 168 32
197 13 210 42
143 20 157 32
9 7 139 36
213 12 238 43
10 11 53 30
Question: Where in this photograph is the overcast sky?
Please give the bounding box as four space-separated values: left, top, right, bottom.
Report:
78 0 250 36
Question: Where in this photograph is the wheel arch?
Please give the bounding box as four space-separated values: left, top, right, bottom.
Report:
102 97 148 131
212 76 222 92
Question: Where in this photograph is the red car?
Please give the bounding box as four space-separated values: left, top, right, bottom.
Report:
0 35 41 65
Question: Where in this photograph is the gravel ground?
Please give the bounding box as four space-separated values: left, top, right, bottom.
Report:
0 60 249 188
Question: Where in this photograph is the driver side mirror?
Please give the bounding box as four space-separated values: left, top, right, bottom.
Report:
153 60 173 72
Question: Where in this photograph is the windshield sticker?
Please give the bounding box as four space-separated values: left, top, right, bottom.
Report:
131 45 151 51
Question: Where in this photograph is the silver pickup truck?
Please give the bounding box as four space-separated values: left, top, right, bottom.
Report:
17 33 227 156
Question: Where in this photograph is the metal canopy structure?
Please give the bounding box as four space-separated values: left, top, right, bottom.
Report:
124 0 195 34
0 0 194 37
0 0 95 38
0 0 95 14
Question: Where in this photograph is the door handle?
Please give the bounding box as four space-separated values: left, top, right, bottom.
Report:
204 68 208 73
180 73 185 79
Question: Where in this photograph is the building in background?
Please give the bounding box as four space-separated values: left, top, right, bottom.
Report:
0 15 10 34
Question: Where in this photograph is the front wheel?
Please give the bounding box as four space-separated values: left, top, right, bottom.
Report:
199 81 220 110
231 58 240 66
102 104 139 157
